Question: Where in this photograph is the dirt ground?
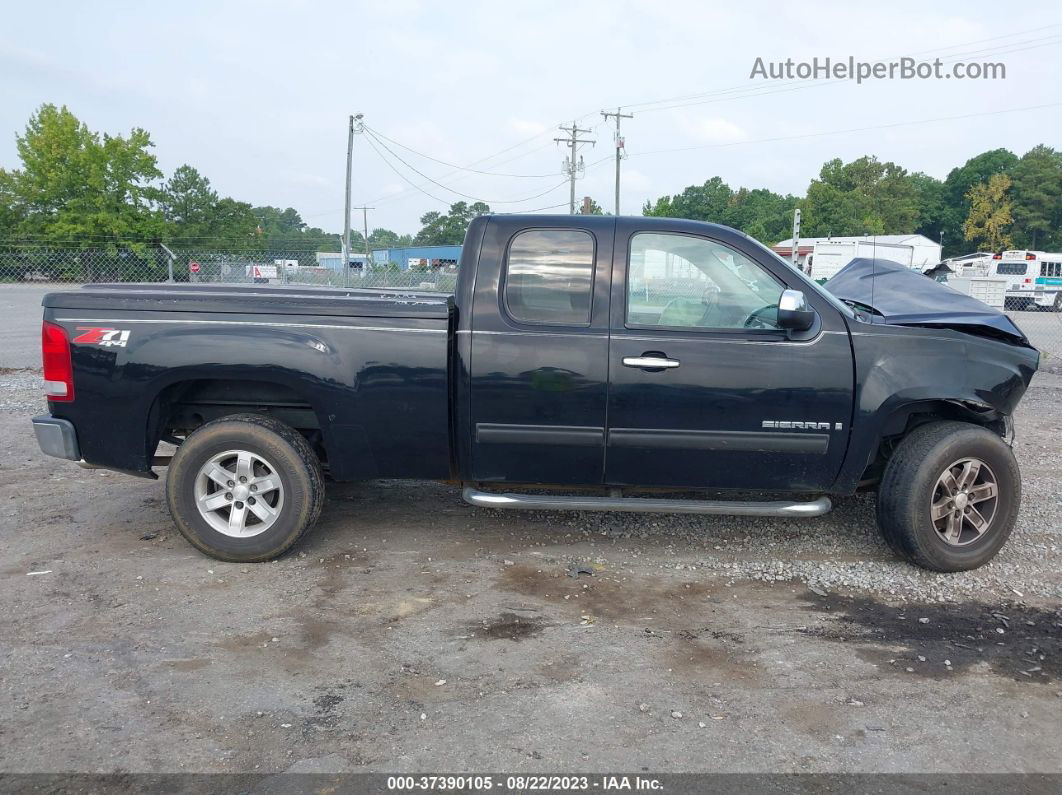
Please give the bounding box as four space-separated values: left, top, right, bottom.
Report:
1 370 1060 776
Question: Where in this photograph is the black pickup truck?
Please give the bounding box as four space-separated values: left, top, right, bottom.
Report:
33 215 1039 571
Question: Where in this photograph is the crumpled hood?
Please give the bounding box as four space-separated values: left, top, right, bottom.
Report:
824 257 1030 345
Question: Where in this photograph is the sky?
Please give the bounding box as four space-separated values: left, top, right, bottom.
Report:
2 0 1060 238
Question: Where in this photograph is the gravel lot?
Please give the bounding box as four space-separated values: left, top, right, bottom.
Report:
0 286 1060 776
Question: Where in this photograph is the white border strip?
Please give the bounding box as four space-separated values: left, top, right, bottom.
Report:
55 317 446 334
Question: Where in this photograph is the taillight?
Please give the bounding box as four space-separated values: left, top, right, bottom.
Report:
992 253 1002 260
1026 253 1037 261
41 321 74 402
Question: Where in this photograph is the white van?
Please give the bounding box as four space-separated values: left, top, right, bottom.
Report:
991 250 1062 311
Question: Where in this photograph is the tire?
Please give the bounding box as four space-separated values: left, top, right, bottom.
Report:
1053 292 1062 312
166 414 324 562
876 421 1020 572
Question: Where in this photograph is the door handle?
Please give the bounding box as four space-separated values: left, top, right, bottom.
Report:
622 356 680 369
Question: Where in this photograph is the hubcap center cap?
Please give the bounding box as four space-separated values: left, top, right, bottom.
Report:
954 492 969 510
232 484 251 501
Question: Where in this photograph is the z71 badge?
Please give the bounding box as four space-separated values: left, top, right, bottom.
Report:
73 327 131 348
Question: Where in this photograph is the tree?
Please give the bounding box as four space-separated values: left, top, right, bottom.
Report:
367 227 414 248
4 104 163 245
1008 145 1062 250
908 171 947 246
160 165 217 229
940 148 1018 255
643 176 733 221
414 201 490 245
802 156 920 237
643 178 796 243
252 206 338 254
157 165 260 250
725 187 798 243
963 173 1013 251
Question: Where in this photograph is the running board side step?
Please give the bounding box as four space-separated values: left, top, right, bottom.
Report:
462 487 832 518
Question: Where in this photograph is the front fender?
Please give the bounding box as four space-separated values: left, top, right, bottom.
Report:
833 325 1037 492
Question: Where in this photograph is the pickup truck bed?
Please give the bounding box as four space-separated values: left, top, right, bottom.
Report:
42 284 456 481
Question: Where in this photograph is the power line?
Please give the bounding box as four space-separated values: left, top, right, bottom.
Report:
364 127 570 205
634 34 1062 115
362 129 571 207
357 112 604 208
362 125 559 179
629 101 1062 157
616 25 1062 114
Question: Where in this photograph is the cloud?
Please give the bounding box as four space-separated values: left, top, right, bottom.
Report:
621 167 652 190
685 117 748 145
508 118 549 138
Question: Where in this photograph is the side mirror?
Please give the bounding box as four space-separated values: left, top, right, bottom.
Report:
777 289 815 332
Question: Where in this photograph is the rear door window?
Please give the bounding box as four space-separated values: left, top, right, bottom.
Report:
504 229 595 326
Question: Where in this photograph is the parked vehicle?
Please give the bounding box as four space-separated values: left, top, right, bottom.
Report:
32 216 1039 572
938 252 995 278
991 250 1062 310
807 239 913 281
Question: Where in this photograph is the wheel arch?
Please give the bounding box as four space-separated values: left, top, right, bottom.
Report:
855 398 1010 487
146 374 330 468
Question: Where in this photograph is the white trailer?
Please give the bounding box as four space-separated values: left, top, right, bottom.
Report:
807 240 913 281
943 277 1007 309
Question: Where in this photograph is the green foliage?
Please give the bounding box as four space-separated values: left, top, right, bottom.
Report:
642 147 1059 257
159 165 258 250
963 173 1013 251
643 177 796 242
3 104 164 245
252 205 338 257
414 201 490 245
1008 145 1062 250
368 227 414 249
802 156 919 237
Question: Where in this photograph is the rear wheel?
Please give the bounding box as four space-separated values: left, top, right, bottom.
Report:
166 414 324 562
876 421 1020 572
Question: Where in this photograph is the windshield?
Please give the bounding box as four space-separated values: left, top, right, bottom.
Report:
996 261 1028 275
741 234 856 318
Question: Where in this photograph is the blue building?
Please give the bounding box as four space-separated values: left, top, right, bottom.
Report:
315 245 462 272
371 245 462 269
315 252 370 271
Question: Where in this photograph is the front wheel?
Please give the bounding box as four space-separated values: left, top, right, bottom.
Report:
876 421 1020 572
166 414 324 562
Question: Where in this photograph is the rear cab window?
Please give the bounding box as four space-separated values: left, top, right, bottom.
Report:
504 229 595 326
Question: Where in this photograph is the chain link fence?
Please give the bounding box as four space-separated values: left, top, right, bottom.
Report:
1 244 1059 368
0 245 458 292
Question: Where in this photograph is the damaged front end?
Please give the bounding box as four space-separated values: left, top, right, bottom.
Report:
823 258 1040 492
824 257 1035 347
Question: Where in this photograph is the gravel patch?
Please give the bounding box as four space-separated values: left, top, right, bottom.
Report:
3 370 1060 605
0 368 45 414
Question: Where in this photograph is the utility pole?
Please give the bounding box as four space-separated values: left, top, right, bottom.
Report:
554 122 595 215
352 206 374 270
601 108 633 215
790 208 802 272
343 113 364 288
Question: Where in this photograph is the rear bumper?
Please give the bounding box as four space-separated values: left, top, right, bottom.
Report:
32 415 81 461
